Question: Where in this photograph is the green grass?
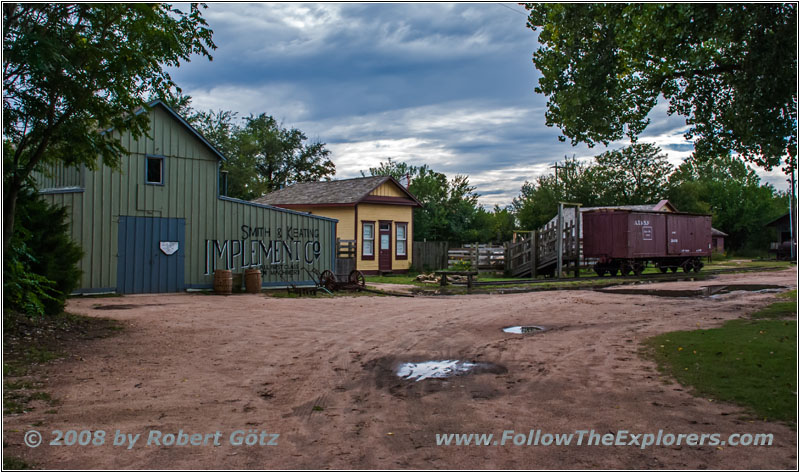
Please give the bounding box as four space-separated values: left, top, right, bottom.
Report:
3 457 32 470
3 310 122 415
749 290 797 319
705 259 793 270
364 274 422 285
751 301 797 319
645 317 796 424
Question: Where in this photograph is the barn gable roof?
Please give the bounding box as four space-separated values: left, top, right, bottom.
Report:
252 176 421 207
139 100 228 162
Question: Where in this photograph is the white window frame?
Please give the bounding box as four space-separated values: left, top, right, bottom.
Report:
362 222 375 258
395 222 407 257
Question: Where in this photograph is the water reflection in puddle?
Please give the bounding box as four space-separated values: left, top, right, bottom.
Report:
502 325 546 334
596 284 785 298
396 360 477 381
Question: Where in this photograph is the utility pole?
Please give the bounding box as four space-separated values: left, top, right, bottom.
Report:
551 162 561 186
790 156 796 260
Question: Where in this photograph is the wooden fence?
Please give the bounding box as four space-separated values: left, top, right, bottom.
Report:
411 241 449 272
448 243 505 272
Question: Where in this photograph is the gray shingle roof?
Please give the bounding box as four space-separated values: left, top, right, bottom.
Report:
252 176 393 205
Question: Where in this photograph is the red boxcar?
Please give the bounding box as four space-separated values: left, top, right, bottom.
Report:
583 209 712 276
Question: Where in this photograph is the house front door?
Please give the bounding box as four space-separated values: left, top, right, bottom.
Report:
378 220 392 271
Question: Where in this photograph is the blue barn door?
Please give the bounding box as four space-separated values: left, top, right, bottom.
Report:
117 216 185 293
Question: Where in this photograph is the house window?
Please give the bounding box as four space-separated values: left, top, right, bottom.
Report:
362 222 375 259
146 156 164 185
396 222 408 259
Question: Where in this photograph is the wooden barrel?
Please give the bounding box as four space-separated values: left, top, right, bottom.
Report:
244 268 262 293
213 269 233 294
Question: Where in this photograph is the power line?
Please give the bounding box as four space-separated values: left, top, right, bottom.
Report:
496 3 528 17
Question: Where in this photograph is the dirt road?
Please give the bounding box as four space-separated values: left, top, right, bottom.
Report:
4 268 796 469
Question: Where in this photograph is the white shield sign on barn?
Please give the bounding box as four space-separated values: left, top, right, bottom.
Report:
160 241 179 256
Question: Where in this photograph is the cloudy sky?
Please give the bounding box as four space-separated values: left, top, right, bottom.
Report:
168 3 789 207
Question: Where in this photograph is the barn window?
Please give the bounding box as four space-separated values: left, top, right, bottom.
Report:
146 156 164 185
395 222 407 259
362 222 375 258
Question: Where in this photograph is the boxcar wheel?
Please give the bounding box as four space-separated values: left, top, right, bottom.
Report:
659 266 669 274
594 264 605 277
669 266 678 273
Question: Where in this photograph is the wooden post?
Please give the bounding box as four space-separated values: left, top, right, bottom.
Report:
531 230 538 278
556 203 564 279
574 205 582 278
504 242 509 273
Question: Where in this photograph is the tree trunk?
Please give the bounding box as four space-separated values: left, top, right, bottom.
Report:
3 182 20 258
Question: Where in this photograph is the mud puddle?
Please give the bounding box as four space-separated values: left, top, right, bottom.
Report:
396 360 506 382
92 303 167 310
595 284 785 298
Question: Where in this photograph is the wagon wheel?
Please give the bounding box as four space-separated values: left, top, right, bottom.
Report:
349 270 366 288
320 270 337 291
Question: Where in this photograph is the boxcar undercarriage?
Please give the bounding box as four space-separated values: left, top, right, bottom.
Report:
593 257 705 277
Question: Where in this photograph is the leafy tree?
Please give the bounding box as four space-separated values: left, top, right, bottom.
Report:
365 159 484 243
362 157 416 183
512 175 563 231
3 3 216 257
667 154 787 251
192 111 336 200
592 143 673 205
238 114 335 197
512 156 604 230
513 145 672 230
525 3 797 171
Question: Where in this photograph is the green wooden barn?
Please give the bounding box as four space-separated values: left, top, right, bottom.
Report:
34 100 336 294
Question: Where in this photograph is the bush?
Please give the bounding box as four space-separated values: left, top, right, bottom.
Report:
450 259 472 271
3 242 59 318
4 188 83 316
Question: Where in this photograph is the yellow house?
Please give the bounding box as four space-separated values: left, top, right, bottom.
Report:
252 176 421 274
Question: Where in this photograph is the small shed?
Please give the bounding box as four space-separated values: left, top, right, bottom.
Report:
711 227 728 253
765 212 797 259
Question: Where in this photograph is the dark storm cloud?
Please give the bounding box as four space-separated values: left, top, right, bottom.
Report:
169 3 736 206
